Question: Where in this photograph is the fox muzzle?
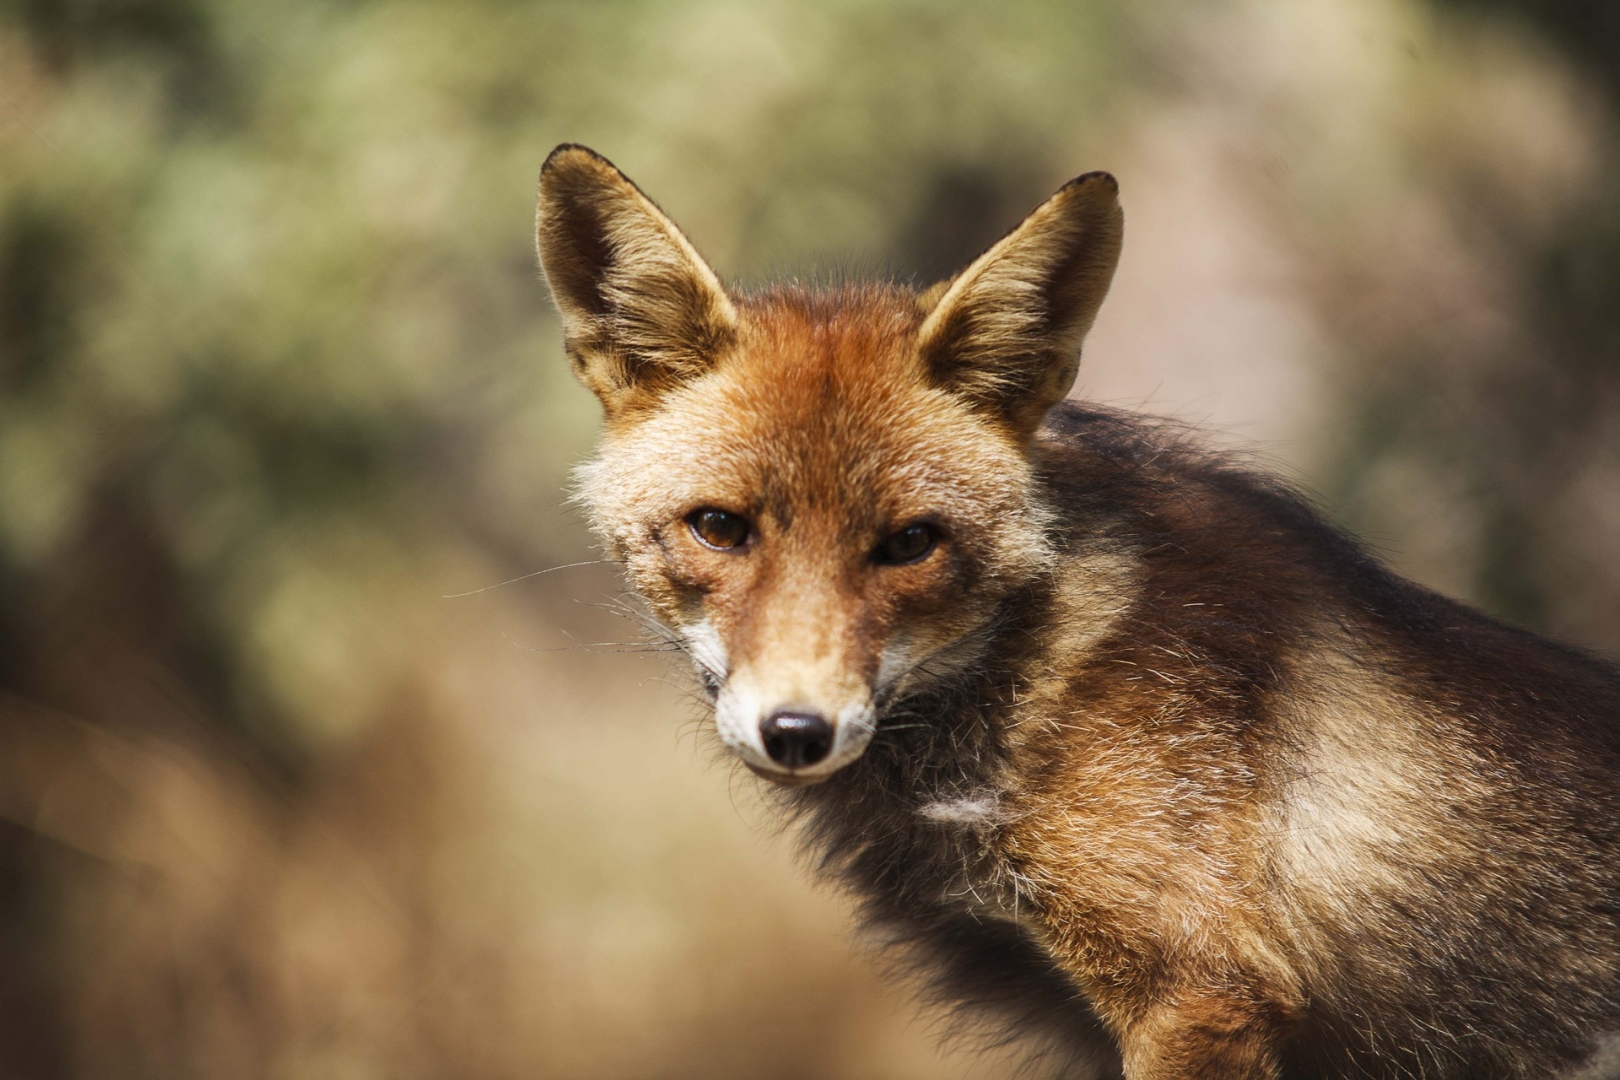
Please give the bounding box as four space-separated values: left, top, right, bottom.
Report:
714 682 876 784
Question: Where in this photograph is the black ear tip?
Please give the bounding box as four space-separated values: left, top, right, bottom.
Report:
541 143 618 180
1061 170 1119 196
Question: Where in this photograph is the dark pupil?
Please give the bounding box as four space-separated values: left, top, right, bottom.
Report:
883 525 933 563
693 509 748 549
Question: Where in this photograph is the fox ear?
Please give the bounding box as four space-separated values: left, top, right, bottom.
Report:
537 145 738 416
917 172 1123 436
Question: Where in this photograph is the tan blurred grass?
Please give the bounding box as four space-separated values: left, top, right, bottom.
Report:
2 562 1023 1079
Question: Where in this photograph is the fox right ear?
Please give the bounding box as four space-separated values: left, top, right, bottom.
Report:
917 172 1123 438
537 145 737 417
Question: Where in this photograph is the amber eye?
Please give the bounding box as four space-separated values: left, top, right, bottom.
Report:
687 508 751 550
875 523 938 565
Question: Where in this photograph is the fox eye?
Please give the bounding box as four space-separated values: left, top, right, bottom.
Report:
687 508 750 550
876 523 938 565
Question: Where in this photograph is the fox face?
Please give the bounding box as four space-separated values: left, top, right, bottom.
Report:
539 145 1122 784
574 295 1055 781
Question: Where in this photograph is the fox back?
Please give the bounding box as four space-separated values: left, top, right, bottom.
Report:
535 144 1620 1080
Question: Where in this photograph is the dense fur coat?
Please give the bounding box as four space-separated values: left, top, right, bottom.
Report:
535 144 1620 1079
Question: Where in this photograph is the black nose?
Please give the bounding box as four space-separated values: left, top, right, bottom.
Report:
760 711 834 768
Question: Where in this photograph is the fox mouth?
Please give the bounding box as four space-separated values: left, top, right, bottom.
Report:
727 719 875 785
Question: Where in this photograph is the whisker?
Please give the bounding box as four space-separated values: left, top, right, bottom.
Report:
441 559 614 599
581 593 728 686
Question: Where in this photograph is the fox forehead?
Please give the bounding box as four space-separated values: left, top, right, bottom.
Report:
579 287 1042 542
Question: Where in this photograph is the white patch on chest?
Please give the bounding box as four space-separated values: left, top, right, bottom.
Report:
918 793 1005 826
915 790 1033 924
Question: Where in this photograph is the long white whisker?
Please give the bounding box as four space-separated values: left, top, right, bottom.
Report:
586 594 727 686
441 560 614 599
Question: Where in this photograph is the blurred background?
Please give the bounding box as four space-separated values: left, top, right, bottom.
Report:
1 0 1617 1076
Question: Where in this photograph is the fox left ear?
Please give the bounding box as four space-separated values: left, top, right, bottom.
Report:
917 172 1123 437
537 144 738 418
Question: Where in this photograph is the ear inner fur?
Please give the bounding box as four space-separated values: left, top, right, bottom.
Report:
536 144 737 415
917 172 1124 436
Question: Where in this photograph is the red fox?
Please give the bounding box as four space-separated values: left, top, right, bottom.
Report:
535 144 1620 1080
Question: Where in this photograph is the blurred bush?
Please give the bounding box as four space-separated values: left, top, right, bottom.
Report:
0 0 1615 1077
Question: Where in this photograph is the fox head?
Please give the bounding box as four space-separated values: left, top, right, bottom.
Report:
537 145 1122 785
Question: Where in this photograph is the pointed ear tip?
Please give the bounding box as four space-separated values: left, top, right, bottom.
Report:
1057 170 1122 211
1063 170 1118 193
539 143 619 186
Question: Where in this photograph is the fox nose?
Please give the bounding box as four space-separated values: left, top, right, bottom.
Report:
760 711 834 769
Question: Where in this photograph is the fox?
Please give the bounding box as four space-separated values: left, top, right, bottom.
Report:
533 143 1620 1080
